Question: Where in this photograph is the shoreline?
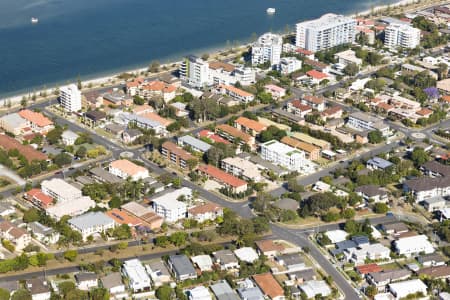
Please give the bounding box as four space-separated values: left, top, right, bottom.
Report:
0 0 440 106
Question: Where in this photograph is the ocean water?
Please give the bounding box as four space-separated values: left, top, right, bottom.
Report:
0 0 399 97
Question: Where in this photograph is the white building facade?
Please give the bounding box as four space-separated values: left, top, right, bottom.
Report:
251 33 282 67
296 14 356 52
59 84 82 112
384 24 421 50
260 140 312 173
180 55 210 88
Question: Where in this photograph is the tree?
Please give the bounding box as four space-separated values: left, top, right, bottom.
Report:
365 285 377 298
368 130 384 144
53 153 72 167
201 53 209 61
344 63 359 76
0 288 10 300
23 208 40 223
75 146 87 158
46 127 63 144
410 147 429 167
169 232 188 247
11 289 31 300
342 208 355 219
89 288 110 300
344 219 359 234
373 202 389 214
156 285 173 300
64 250 78 262
133 95 146 105
148 61 160 73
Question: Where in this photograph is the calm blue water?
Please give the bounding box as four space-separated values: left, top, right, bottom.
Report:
0 0 398 97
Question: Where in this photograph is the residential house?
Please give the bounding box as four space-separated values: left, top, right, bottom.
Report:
237 286 265 300
344 243 391 265
215 124 255 150
234 117 267 137
305 70 329 85
213 250 240 270
301 95 326 111
417 265 450 280
197 164 248 194
191 255 214 272
355 185 389 203
252 273 285 300
325 230 348 244
18 109 54 135
75 272 98 291
26 278 51 300
188 202 223 223
403 177 450 202
68 212 115 241
366 157 394 170
150 188 190 222
394 234 435 257
187 286 212 300
264 84 286 100
422 196 447 212
121 129 142 144
210 280 239 300
84 110 107 128
147 260 172 287
178 135 212 153
170 102 190 118
255 240 285 258
381 222 409 236
28 222 59 244
388 279 427 300
417 253 447 267
299 280 331 299
0 220 31 251
276 253 305 271
100 272 126 297
161 141 196 170
234 247 259 263
61 130 79 146
286 99 313 118
122 259 151 292
168 255 197 281
109 159 149 181
367 269 412 291
215 85 255 103
24 188 54 209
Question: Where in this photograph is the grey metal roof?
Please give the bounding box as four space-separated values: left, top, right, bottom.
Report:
210 280 239 300
0 113 26 128
178 135 211 152
28 221 54 236
75 272 98 282
89 167 124 184
237 287 264 300
68 212 114 231
351 235 370 246
355 185 387 197
213 250 239 265
100 272 123 289
168 255 196 277
367 157 393 169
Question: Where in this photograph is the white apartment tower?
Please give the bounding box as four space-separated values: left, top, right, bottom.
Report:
260 140 309 172
251 33 282 67
296 14 356 52
180 55 210 88
384 24 421 50
59 84 82 112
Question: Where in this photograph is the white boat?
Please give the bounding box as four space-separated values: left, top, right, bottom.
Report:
266 8 276 14
31 17 39 24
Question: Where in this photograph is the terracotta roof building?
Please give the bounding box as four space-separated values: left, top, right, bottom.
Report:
0 134 48 162
161 141 196 170
252 273 285 300
255 240 285 258
281 136 320 161
197 164 248 194
18 109 54 134
188 202 223 223
234 116 267 136
109 159 149 181
215 124 255 150
24 188 54 209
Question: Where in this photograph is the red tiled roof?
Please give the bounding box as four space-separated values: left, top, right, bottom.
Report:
306 70 328 80
18 109 53 127
215 124 252 143
25 188 53 207
198 164 247 188
0 134 47 162
218 85 253 98
209 61 235 72
235 117 267 132
441 95 450 103
198 130 230 145
290 100 312 111
252 273 284 299
106 209 142 226
416 108 433 116
377 102 394 111
141 112 173 127
255 240 285 253
322 106 342 116
296 48 314 55
188 202 222 215
303 95 325 105
356 263 383 275
162 141 195 161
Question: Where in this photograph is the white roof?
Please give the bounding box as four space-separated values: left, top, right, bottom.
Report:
325 230 348 244
300 280 331 299
440 208 450 219
151 188 191 210
234 247 259 263
41 178 82 200
374 293 395 300
360 243 390 255
394 234 435 254
121 201 153 217
370 226 382 239
46 196 95 219
191 255 213 271
68 212 114 230
188 286 212 300
440 292 450 300
388 279 427 299
122 259 150 284
61 130 79 140
262 140 304 158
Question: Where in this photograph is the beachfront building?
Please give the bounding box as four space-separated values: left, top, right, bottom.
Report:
180 55 210 88
260 140 312 173
251 32 283 67
59 84 82 112
279 57 302 75
208 61 256 86
384 23 421 50
296 14 356 52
